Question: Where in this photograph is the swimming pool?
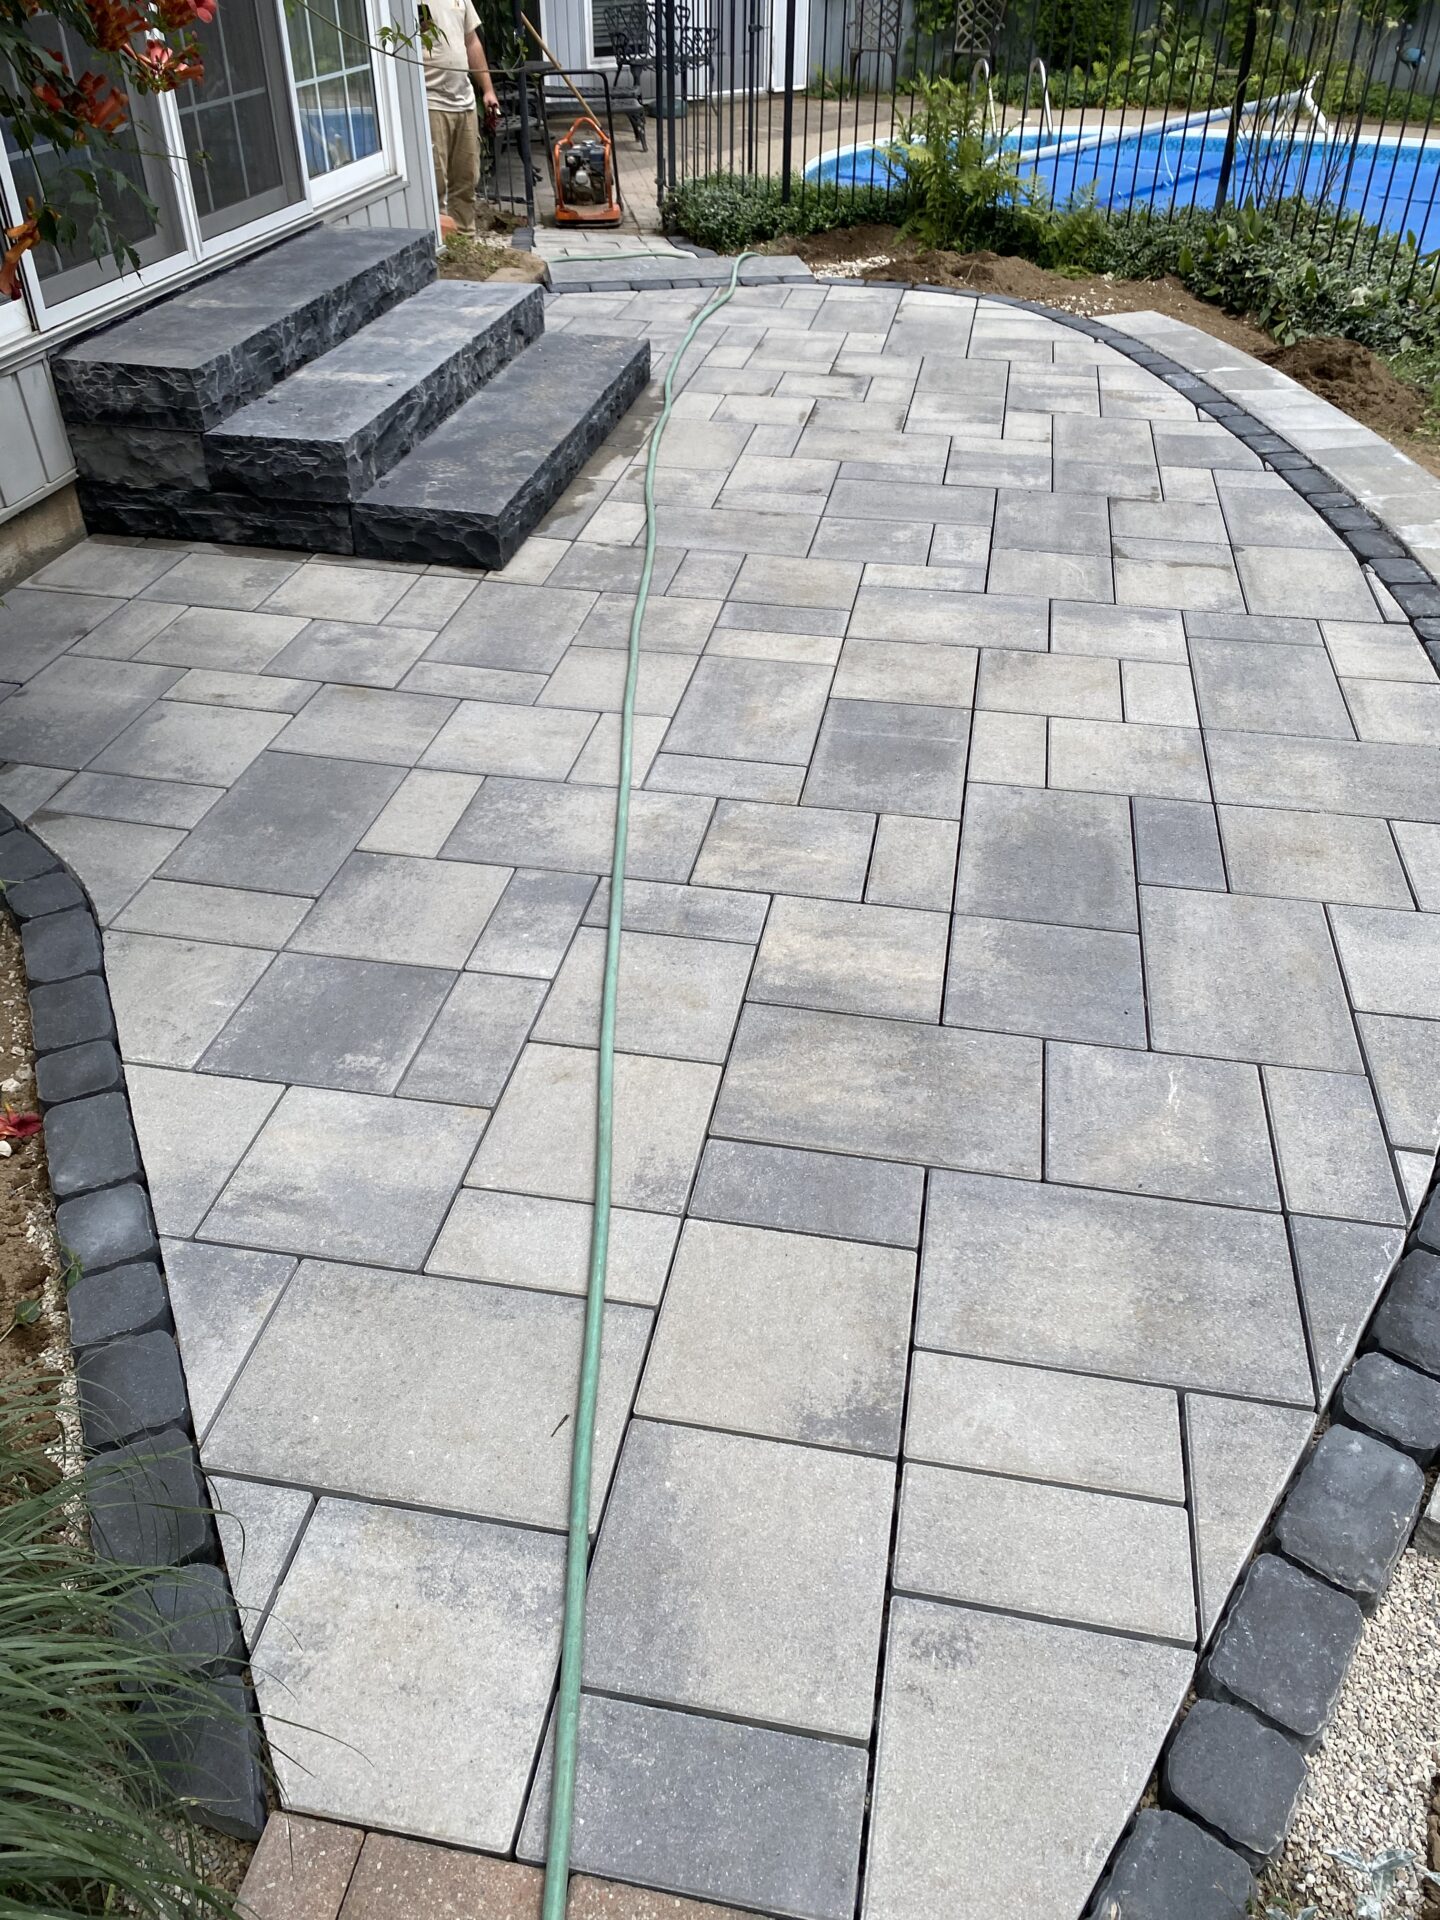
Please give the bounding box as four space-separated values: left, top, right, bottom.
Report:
806 119 1440 252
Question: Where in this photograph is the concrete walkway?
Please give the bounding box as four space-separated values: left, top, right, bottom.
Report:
7 281 1440 1919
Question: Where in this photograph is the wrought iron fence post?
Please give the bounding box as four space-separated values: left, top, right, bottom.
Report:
1215 0 1259 213
780 0 798 199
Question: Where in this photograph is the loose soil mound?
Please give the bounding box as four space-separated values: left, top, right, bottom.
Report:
1265 333 1428 437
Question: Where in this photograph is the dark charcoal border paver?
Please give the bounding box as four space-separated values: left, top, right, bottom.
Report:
0 807 267 1838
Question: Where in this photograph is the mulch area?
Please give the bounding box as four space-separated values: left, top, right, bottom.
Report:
785 224 1440 480
0 912 57 1396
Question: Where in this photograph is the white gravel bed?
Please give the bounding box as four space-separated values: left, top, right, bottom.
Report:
1257 1547 1440 1917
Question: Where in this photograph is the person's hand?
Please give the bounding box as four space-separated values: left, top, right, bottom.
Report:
482 88 501 129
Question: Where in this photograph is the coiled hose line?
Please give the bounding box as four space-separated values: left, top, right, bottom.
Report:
541 249 758 1920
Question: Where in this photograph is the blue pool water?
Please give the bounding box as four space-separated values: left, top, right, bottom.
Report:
807 122 1440 252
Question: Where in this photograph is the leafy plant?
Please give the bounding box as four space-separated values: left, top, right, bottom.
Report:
888 76 1031 249
662 173 898 251
0 1378 243 1918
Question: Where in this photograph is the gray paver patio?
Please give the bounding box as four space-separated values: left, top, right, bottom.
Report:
10 279 1440 1919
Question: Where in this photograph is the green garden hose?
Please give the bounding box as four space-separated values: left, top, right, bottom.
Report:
541 248 757 1920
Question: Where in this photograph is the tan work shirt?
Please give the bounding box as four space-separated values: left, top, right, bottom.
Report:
423 0 481 114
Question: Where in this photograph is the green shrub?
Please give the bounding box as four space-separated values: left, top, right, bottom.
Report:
0 1380 244 1919
662 173 898 251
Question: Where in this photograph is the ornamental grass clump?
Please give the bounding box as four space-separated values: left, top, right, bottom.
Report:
0 1379 241 1920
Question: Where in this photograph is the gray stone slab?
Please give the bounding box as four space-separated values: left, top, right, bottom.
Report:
202 1086 485 1266
160 752 403 896
866 814 958 911
1291 1215 1405 1399
976 648 1121 721
690 1138 923 1248
1331 904 1440 1020
128 1066 282 1237
266 618 442 689
906 1350 1184 1502
46 771 222 831
717 1001 1040 1174
467 1043 718 1212
1052 600 1187 663
200 951 452 1095
863 1600 1194 1920
647 753 803 804
517 1693 867 1920
954 784 1136 932
583 876 769 945
420 700 596 779
848 586 1046 651
113 878 311 949
895 1463 1195 1641
397 972 544 1106
1046 1042 1278 1210
289 850 509 969
1235 546 1381 622
534 925 752 1062
1358 1013 1440 1152
0 657 181 767
1207 731 1440 823
272 684 454 766
692 798 873 900
751 894 948 1022
832 639 976 711
162 1238 295 1436
0 585 126 679
91 701 284 786
29 814 184 924
252 1498 563 1849
427 1187 678 1306
1218 805 1410 907
426 580 598 673
945 914 1146 1047
442 777 712 884
1048 718 1211 801
1190 639 1353 739
638 1219 914 1454
803 698 968 819
208 1262 647 1529
1263 1067 1404 1225
359 769 482 856
207 1475 312 1632
918 1171 1312 1401
1141 887 1361 1071
663 656 832 766
1132 797 1226 891
1185 1394 1316 1636
583 1420 892 1740
104 931 273 1068
541 650 697 718
993 488 1109 555
467 866 595 977
134 606 308 675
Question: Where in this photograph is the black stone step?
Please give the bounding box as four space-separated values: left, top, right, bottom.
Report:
205 282 545 502
353 330 650 569
54 225 435 432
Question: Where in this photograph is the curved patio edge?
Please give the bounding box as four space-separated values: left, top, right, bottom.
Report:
829 276 1440 1919
0 806 268 1841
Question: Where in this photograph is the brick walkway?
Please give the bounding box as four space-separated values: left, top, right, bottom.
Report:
7 281 1438 1918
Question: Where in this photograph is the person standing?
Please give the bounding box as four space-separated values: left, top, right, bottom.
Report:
422 0 501 236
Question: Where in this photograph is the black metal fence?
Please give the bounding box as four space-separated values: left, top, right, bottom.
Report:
643 0 1440 282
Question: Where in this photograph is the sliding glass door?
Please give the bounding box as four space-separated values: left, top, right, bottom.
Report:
175 0 305 236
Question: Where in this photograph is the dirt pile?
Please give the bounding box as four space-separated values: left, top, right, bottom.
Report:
1265 333 1428 436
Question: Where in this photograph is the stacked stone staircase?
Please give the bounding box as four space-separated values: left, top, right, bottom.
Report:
54 225 650 569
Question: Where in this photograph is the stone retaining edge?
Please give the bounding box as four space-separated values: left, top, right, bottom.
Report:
0 806 267 1840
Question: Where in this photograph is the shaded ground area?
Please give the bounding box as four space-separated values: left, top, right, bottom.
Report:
4 281 1440 1917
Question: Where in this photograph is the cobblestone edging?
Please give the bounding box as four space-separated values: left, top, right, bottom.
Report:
0 806 267 1840
862 281 1440 1920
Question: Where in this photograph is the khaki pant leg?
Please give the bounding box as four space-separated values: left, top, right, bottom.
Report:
448 108 480 234
429 107 453 224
